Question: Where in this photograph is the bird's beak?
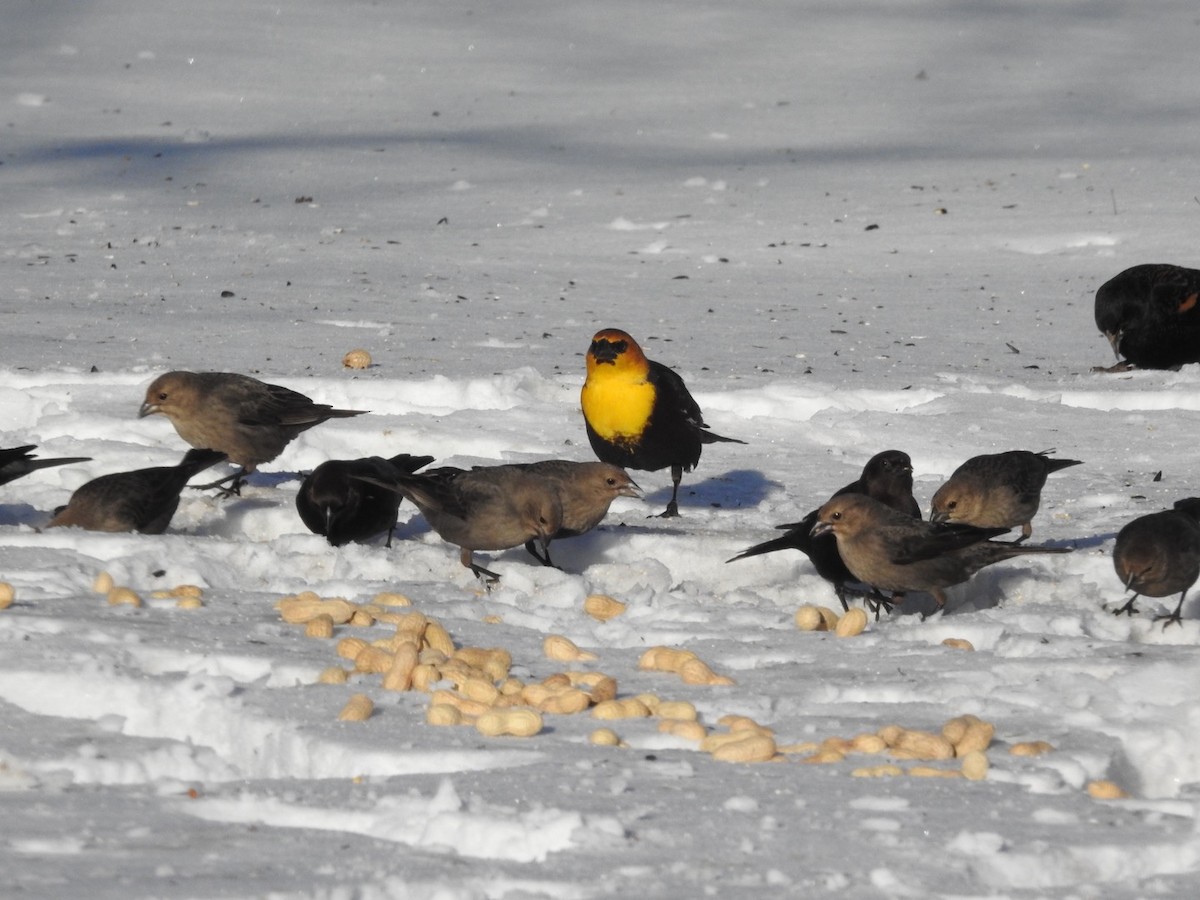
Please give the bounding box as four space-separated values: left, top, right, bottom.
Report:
929 510 949 524
810 520 832 538
138 402 158 418
1105 330 1122 361
620 478 642 498
589 338 622 364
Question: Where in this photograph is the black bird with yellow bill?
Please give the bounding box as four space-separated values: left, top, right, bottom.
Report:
581 328 744 517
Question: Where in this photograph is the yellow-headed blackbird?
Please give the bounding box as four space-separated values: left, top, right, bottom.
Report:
729 450 919 613
47 448 226 533
138 371 367 495
1094 263 1200 370
812 494 1069 611
581 328 743 517
0 445 90 487
930 449 1081 542
1111 498 1200 627
296 453 435 547
358 463 562 587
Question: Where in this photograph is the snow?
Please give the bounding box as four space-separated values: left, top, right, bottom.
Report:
5 0 1200 896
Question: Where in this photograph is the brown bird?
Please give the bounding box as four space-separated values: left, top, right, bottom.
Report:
47 448 227 534
359 464 563 587
296 452 435 547
812 494 1070 611
728 450 921 612
581 328 744 517
138 371 368 494
930 450 1082 542
0 445 90 487
510 460 640 564
1094 263 1200 371
1111 498 1200 627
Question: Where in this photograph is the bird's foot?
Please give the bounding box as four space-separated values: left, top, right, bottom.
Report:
1110 598 1140 617
1092 361 1136 374
470 563 501 592
1153 611 1184 629
191 470 246 498
649 500 681 519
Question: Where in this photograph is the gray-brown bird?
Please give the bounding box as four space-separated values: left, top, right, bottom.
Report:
296 453 435 547
728 450 920 613
1111 498 1200 627
47 449 227 534
138 371 368 494
359 463 563 587
510 460 640 564
812 494 1070 611
930 450 1082 542
0 445 90 487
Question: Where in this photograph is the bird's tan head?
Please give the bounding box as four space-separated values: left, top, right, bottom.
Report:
586 328 649 378
139 371 197 420
585 463 641 500
811 494 876 539
929 481 983 525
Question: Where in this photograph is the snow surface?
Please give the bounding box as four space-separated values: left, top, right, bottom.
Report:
5 1 1200 897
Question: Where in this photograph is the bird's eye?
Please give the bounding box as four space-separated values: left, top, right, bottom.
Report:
157 392 168 401
946 501 957 510
831 511 842 521
605 477 617 486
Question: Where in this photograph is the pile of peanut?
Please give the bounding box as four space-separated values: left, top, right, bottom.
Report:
270 588 1128 796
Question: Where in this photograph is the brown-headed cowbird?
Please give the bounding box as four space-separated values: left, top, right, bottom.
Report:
728 450 921 612
0 445 90 487
930 450 1081 541
1094 263 1200 371
138 371 368 494
812 494 1070 611
296 453 435 547
1111 498 1200 627
581 328 744 517
47 448 227 534
359 464 562 587
510 460 640 564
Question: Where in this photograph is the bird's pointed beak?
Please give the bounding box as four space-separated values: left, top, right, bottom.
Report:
930 510 950 524
620 478 642 498
810 520 832 538
324 506 334 534
1105 330 1122 361
138 402 158 418
589 338 621 364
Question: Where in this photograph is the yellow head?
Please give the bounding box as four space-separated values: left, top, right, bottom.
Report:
585 329 650 380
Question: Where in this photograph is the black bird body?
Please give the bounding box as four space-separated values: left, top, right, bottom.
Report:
728 450 920 610
296 453 434 547
1111 498 1200 626
1094 263 1200 369
0 445 90 487
47 448 226 534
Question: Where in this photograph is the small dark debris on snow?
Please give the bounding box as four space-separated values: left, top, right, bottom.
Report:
294 196 313 204
220 290 235 298
865 223 879 231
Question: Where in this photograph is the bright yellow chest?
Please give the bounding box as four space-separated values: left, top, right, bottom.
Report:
581 372 656 441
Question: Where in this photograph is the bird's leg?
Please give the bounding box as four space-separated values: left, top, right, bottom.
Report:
384 525 395 549
1009 523 1032 544
865 589 894 620
191 467 247 498
1153 592 1188 629
833 584 851 613
1110 595 1141 617
650 465 684 518
460 548 500 591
